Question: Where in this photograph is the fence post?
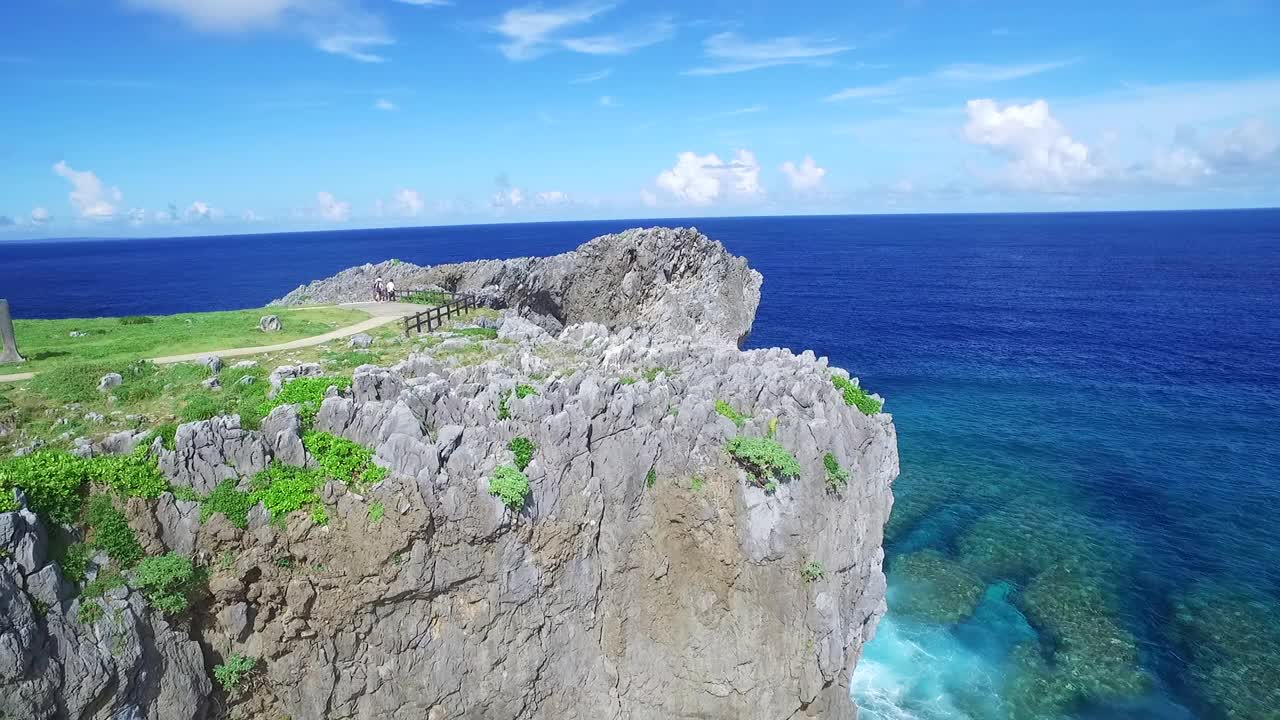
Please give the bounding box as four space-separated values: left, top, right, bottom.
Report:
0 300 25 364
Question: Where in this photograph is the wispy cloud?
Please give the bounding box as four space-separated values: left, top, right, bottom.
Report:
560 18 674 55
698 104 766 121
374 98 398 111
494 3 613 60
571 68 613 84
599 95 619 107
683 32 851 76
316 33 394 63
825 58 1079 102
392 0 452 5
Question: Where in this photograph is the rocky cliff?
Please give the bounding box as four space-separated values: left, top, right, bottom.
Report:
2 228 897 719
274 226 763 346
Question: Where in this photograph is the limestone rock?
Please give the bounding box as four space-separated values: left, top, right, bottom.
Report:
200 356 223 374
98 373 123 392
260 315 282 332
269 363 323 397
349 333 374 349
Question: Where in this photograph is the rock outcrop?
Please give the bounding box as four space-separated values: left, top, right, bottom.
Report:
2 227 897 720
274 226 764 346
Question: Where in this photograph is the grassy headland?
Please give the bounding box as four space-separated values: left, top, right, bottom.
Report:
2 306 369 375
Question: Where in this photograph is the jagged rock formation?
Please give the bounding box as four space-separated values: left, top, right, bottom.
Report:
274 226 764 346
2 228 897 719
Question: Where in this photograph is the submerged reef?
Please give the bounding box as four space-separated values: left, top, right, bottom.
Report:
1170 586 1280 720
888 550 984 624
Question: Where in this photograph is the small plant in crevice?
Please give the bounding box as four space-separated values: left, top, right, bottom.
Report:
134 553 199 615
514 383 538 399
715 400 750 429
767 417 779 438
508 437 537 472
201 479 254 529
831 376 883 416
619 376 637 386
802 561 826 583
488 465 530 511
823 453 850 492
82 570 125 599
646 467 657 488
213 653 258 693
725 436 802 489
77 600 104 625
86 495 144 569
691 476 706 492
60 542 91 585
368 501 385 525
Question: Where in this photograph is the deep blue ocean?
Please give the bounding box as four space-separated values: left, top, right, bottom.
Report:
3 210 1279 719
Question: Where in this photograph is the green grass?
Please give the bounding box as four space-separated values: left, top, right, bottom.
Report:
450 327 498 340
303 430 388 488
831 376 883 416
250 462 326 524
262 376 351 427
3 306 370 375
401 291 452 306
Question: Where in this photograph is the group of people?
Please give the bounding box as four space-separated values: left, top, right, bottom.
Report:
373 277 397 302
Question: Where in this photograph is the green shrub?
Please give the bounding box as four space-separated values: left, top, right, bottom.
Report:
77 600 105 624
403 291 451 306
91 452 168 499
802 561 826 583
0 450 88 525
0 490 18 513
201 479 255 529
86 495 144 569
368 501 385 525
642 367 673 383
715 400 750 428
831 376 883 415
498 394 511 420
725 437 802 487
823 453 850 491
303 431 387 487
508 437 536 471
152 423 179 451
488 465 530 511
263 376 352 426
619 376 636 386
514 384 537 399
82 569 124 599
213 653 258 692
310 506 329 526
60 542 91 584
250 462 325 523
134 553 199 614
170 485 202 503
118 316 155 325
691 476 705 492
646 467 657 488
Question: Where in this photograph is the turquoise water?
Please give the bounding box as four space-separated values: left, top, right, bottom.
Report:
4 210 1278 718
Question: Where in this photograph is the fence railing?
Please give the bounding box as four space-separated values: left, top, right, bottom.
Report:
402 292 480 336
394 288 453 305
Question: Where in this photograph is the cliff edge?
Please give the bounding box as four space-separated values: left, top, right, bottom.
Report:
2 228 897 719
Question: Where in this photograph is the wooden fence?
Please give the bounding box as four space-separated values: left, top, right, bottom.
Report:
402 292 480 336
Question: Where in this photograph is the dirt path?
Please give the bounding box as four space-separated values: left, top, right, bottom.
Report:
0 302 425 384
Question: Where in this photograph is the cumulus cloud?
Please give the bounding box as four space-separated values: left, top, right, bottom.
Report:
535 190 570 205
1211 118 1279 170
683 33 850 76
185 201 217 221
52 161 123 219
393 188 425 216
30 207 51 224
655 150 764 205
780 155 827 192
317 191 351 221
962 98 1105 192
374 98 398 111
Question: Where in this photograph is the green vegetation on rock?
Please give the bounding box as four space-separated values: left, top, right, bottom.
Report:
508 436 536 472
823 452 850 491
831 375 883 415
715 399 750 428
134 553 200 614
264 376 352 427
304 430 388 488
86 494 144 569
214 653 258 693
802 561 826 583
488 465 530 511
646 467 657 488
0 450 91 525
726 436 801 487
201 479 255 529
250 462 325 524
368 501 385 525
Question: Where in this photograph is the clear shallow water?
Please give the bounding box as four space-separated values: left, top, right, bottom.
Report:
3 210 1279 718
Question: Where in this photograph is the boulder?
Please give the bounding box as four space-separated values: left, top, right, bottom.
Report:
260 315 282 332
200 356 223 374
349 333 374 349
98 373 123 392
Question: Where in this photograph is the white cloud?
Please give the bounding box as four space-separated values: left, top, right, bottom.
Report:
185 201 217 221
639 188 658 207
890 179 915 194
571 68 612 84
374 98 398 111
962 98 1106 192
560 18 673 55
125 0 395 63
393 188 425 216
128 208 148 226
52 161 122 219
317 191 351 221
683 33 851 76
491 186 526 209
598 95 618 107
30 207 50 224
495 3 610 60
316 33 393 63
655 150 764 205
1148 146 1214 186
536 190 571 205
826 59 1077 102
1211 118 1279 170
698 104 766 121
393 0 452 5
780 155 827 191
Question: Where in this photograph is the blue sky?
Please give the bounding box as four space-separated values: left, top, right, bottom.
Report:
2 0 1279 238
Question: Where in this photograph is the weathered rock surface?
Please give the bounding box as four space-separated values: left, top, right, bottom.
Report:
275 226 764 346
259 315 282 332
3 228 897 720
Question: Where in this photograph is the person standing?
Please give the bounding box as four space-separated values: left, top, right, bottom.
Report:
385 278 396 302
374 277 385 302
